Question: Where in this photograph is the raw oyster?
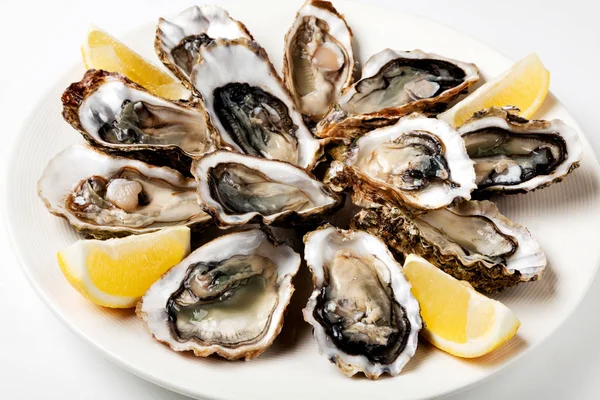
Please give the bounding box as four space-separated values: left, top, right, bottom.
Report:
327 113 476 210
192 151 342 228
62 69 211 174
316 49 479 139
283 0 355 121
303 224 421 379
38 145 212 239
190 38 323 170
155 5 253 86
137 229 300 360
458 107 583 194
352 200 546 293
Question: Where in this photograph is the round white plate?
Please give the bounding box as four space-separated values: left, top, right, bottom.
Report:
6 1 600 399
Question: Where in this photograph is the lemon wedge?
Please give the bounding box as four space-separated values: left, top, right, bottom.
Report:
439 53 550 127
81 25 188 100
57 227 191 308
403 254 520 358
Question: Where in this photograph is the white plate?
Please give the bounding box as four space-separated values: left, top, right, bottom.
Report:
6 1 600 399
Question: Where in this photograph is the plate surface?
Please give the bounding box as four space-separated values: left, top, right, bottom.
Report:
6 1 600 399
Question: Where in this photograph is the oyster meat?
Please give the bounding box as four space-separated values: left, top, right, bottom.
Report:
352 200 547 293
327 113 476 210
190 38 322 170
316 49 479 139
459 107 583 194
303 225 421 379
38 145 212 239
283 0 355 121
137 229 301 360
156 5 253 86
62 69 211 174
192 151 341 227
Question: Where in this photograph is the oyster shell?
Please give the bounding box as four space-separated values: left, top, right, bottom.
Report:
303 224 422 379
283 0 355 121
62 70 212 174
137 229 300 360
458 107 583 194
327 113 476 210
38 145 212 239
191 151 342 228
316 49 479 139
352 200 546 293
155 5 253 87
190 38 323 170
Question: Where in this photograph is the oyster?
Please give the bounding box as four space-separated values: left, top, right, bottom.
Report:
62 69 211 174
316 49 479 139
283 0 355 121
192 151 342 228
458 107 583 194
38 145 212 239
137 229 300 360
352 200 546 293
327 113 476 210
155 5 253 86
303 224 421 379
190 38 323 170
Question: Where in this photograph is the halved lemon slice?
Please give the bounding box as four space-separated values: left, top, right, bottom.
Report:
57 227 190 308
82 25 188 100
439 53 550 127
403 254 520 358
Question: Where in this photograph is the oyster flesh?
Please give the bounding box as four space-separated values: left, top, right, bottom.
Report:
316 49 479 139
38 145 212 239
303 224 421 379
352 200 546 293
459 107 583 194
327 113 476 210
155 5 253 86
62 69 211 174
192 151 342 228
137 229 300 360
190 38 323 170
283 0 355 121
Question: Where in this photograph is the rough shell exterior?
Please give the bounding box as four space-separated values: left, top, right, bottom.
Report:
351 205 538 293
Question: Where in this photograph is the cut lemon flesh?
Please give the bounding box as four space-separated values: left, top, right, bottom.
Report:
403 254 520 358
439 53 550 127
82 25 188 100
57 226 191 308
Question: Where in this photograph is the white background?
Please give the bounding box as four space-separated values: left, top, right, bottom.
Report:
1 0 599 398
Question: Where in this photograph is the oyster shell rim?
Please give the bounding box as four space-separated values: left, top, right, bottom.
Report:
302 223 422 379
154 4 255 90
191 150 343 228
61 69 213 175
315 49 480 140
282 0 357 121
136 228 301 360
37 144 213 239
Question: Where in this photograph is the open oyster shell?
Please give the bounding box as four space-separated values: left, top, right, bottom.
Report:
283 0 355 121
459 107 583 194
352 200 547 293
326 113 476 210
303 224 422 379
190 38 323 170
62 70 212 175
191 151 342 228
38 145 212 239
316 49 479 139
137 229 300 360
155 5 253 87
